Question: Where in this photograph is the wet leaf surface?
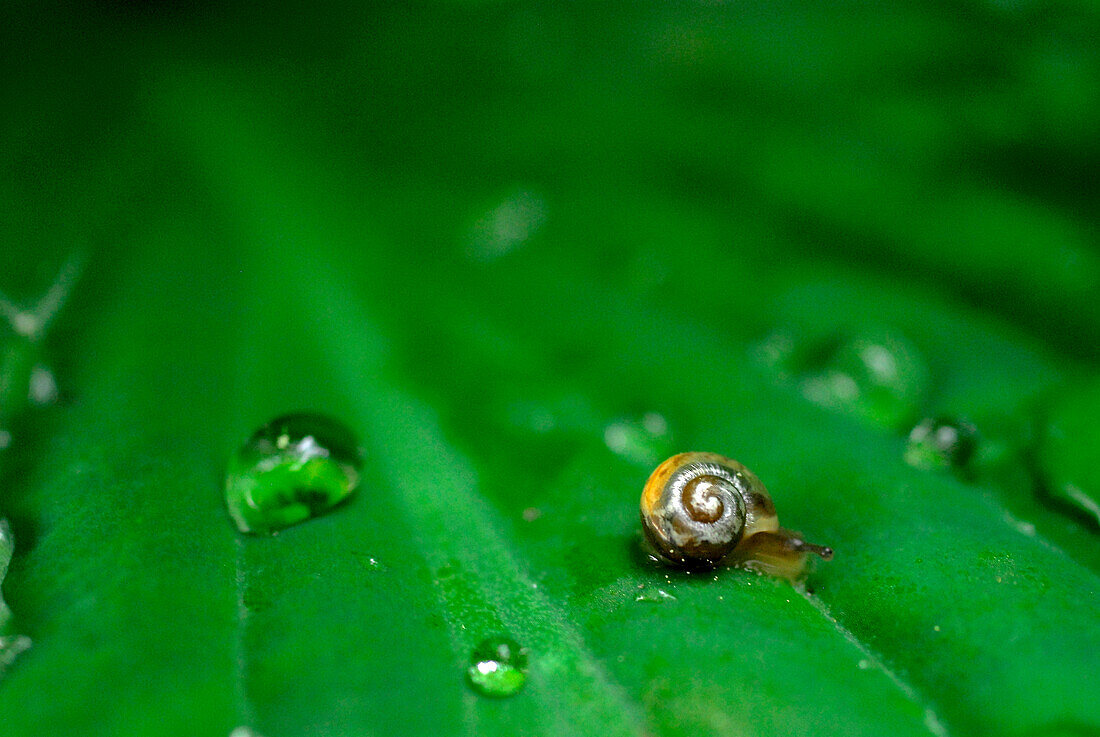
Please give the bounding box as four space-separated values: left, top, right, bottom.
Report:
1 3 1099 736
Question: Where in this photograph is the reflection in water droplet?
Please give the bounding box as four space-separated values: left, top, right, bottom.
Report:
522 507 542 522
0 430 10 450
604 412 675 466
904 417 978 472
225 413 363 534
228 727 265 737
467 637 529 698
0 520 31 678
1038 378 1100 526
634 586 677 603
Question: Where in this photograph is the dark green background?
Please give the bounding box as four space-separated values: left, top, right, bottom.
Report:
1 3 1098 736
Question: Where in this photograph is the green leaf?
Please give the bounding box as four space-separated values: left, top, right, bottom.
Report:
2 4 1100 737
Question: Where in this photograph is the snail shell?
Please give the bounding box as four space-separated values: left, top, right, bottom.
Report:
641 452 830 574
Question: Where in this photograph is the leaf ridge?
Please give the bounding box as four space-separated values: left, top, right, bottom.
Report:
799 588 950 737
233 536 257 733
287 253 649 737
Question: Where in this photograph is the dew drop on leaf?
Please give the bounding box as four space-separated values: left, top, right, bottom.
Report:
225 413 363 534
904 417 979 472
800 331 929 429
466 637 529 698
634 586 677 603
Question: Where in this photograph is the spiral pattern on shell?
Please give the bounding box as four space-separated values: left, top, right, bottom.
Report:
640 453 750 566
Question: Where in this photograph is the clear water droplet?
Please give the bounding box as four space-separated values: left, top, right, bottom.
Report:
225 413 363 534
634 586 677 603
467 637 529 698
904 417 979 472
1038 378 1100 526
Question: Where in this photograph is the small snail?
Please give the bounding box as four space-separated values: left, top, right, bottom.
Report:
640 452 832 579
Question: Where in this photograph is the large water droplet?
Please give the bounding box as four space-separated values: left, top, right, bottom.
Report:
467 637 529 698
904 417 978 472
225 413 363 534
801 332 928 429
1038 378 1100 526
757 328 928 429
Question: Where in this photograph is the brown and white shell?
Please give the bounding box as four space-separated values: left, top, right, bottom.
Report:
640 452 831 577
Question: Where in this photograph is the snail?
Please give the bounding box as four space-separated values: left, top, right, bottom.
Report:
640 452 832 579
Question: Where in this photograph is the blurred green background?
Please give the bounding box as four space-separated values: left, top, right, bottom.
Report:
1 2 1099 736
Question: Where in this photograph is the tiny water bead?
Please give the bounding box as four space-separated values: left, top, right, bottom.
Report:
904 417 979 472
634 585 677 603
466 637 529 698
225 413 363 534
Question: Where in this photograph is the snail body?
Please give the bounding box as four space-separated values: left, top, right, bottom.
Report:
640 452 831 578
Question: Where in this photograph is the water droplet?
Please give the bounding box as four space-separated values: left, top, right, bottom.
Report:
467 637 529 698
904 417 978 472
352 552 386 572
1038 378 1100 526
857 659 871 669
225 413 363 534
758 328 928 429
634 586 677 603
801 332 928 429
522 507 542 522
604 412 675 466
